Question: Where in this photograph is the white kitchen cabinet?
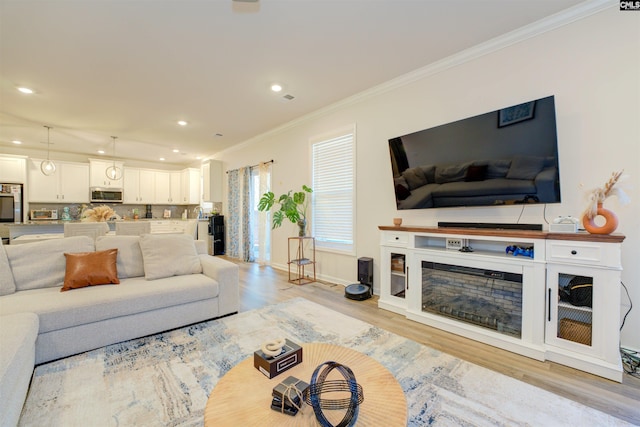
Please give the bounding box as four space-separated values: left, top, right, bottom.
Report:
181 168 201 204
202 160 222 202
89 159 124 188
123 168 140 204
28 159 89 203
124 168 156 204
154 171 170 203
170 171 181 203
154 171 181 204
0 156 27 183
148 219 194 234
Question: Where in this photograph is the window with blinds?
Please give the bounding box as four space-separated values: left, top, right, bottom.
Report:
311 128 355 254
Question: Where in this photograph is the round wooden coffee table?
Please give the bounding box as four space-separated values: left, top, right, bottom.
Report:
204 343 407 426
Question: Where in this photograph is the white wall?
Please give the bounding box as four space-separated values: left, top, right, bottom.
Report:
217 7 640 350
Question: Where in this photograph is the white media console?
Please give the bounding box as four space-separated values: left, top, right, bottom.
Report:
378 225 625 382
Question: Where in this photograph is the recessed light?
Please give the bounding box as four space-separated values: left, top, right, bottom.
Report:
17 87 34 94
177 120 188 126
11 140 22 145
159 157 165 161
271 84 282 92
97 150 105 154
196 156 202 160
172 149 179 153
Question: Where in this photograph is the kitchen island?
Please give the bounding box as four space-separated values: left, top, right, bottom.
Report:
7 219 199 244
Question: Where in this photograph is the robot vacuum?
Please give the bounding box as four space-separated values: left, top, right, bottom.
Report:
345 257 373 301
345 283 371 301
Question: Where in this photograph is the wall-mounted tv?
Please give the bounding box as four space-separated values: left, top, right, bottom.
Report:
390 95 561 210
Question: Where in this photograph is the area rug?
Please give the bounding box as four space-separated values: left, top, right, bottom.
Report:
19 298 629 426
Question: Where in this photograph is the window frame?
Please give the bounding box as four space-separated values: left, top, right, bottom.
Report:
309 124 356 255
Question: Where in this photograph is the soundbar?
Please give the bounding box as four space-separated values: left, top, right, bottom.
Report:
438 222 543 231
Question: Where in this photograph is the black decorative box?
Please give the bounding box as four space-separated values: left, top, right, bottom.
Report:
270 376 309 416
253 339 303 379
272 376 309 404
271 395 300 416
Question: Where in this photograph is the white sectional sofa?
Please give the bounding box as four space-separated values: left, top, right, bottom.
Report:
0 233 239 427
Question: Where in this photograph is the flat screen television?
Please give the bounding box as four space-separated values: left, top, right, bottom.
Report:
389 95 561 210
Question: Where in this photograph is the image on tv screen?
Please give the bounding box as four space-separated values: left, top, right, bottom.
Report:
389 95 561 210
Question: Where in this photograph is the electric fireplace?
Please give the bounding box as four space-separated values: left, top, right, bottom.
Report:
421 261 523 338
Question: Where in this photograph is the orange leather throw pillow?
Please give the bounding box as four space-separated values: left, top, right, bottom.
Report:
61 248 120 292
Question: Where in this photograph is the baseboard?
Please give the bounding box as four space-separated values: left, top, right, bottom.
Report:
269 262 350 286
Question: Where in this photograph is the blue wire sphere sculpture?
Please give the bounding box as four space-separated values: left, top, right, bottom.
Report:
304 361 364 427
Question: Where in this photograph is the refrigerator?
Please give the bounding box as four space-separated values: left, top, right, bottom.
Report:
208 215 225 255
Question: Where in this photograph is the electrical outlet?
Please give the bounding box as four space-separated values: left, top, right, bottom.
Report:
446 238 463 250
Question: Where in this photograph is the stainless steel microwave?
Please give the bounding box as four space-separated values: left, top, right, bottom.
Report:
90 187 123 203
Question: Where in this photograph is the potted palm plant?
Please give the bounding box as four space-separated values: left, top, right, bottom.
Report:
258 185 312 236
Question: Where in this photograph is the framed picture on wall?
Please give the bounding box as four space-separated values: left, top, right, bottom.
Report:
498 101 536 127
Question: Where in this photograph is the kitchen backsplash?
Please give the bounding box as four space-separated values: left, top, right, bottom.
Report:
27 202 222 221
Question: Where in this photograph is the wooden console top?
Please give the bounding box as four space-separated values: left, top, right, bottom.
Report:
378 225 625 243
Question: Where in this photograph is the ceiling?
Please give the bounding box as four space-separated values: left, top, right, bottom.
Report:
0 0 588 167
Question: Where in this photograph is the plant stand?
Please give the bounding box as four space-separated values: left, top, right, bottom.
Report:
288 236 316 285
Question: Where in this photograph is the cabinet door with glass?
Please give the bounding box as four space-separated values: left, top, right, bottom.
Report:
379 247 409 314
546 264 616 360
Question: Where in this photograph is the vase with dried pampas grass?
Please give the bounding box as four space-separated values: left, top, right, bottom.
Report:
81 205 115 222
581 170 629 234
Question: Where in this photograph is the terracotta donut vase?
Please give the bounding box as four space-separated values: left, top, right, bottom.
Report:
582 202 618 235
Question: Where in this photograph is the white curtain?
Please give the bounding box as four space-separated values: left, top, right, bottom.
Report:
255 162 272 264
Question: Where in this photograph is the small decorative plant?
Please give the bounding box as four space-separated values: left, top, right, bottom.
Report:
258 185 313 235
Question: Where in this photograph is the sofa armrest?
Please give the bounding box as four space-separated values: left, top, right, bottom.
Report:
199 255 239 315
0 312 39 427
194 240 208 255
534 167 559 202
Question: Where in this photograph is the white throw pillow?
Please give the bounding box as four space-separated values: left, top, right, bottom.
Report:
139 234 202 280
0 240 16 296
4 236 95 291
96 235 145 279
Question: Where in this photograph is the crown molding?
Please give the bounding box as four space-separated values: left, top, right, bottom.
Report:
218 0 616 156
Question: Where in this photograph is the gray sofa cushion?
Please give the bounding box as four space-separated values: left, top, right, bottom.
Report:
5 236 94 291
506 156 545 180
485 159 512 179
139 234 202 280
402 167 428 190
397 183 438 209
433 179 536 197
434 162 470 184
419 164 436 183
0 241 15 296
0 275 219 334
96 235 144 279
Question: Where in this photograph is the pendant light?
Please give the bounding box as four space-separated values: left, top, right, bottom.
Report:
105 136 122 181
40 125 56 176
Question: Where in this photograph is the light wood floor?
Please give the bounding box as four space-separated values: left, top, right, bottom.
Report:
230 259 640 424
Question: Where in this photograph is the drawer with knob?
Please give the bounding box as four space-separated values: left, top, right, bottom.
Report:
546 241 621 268
381 232 409 247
